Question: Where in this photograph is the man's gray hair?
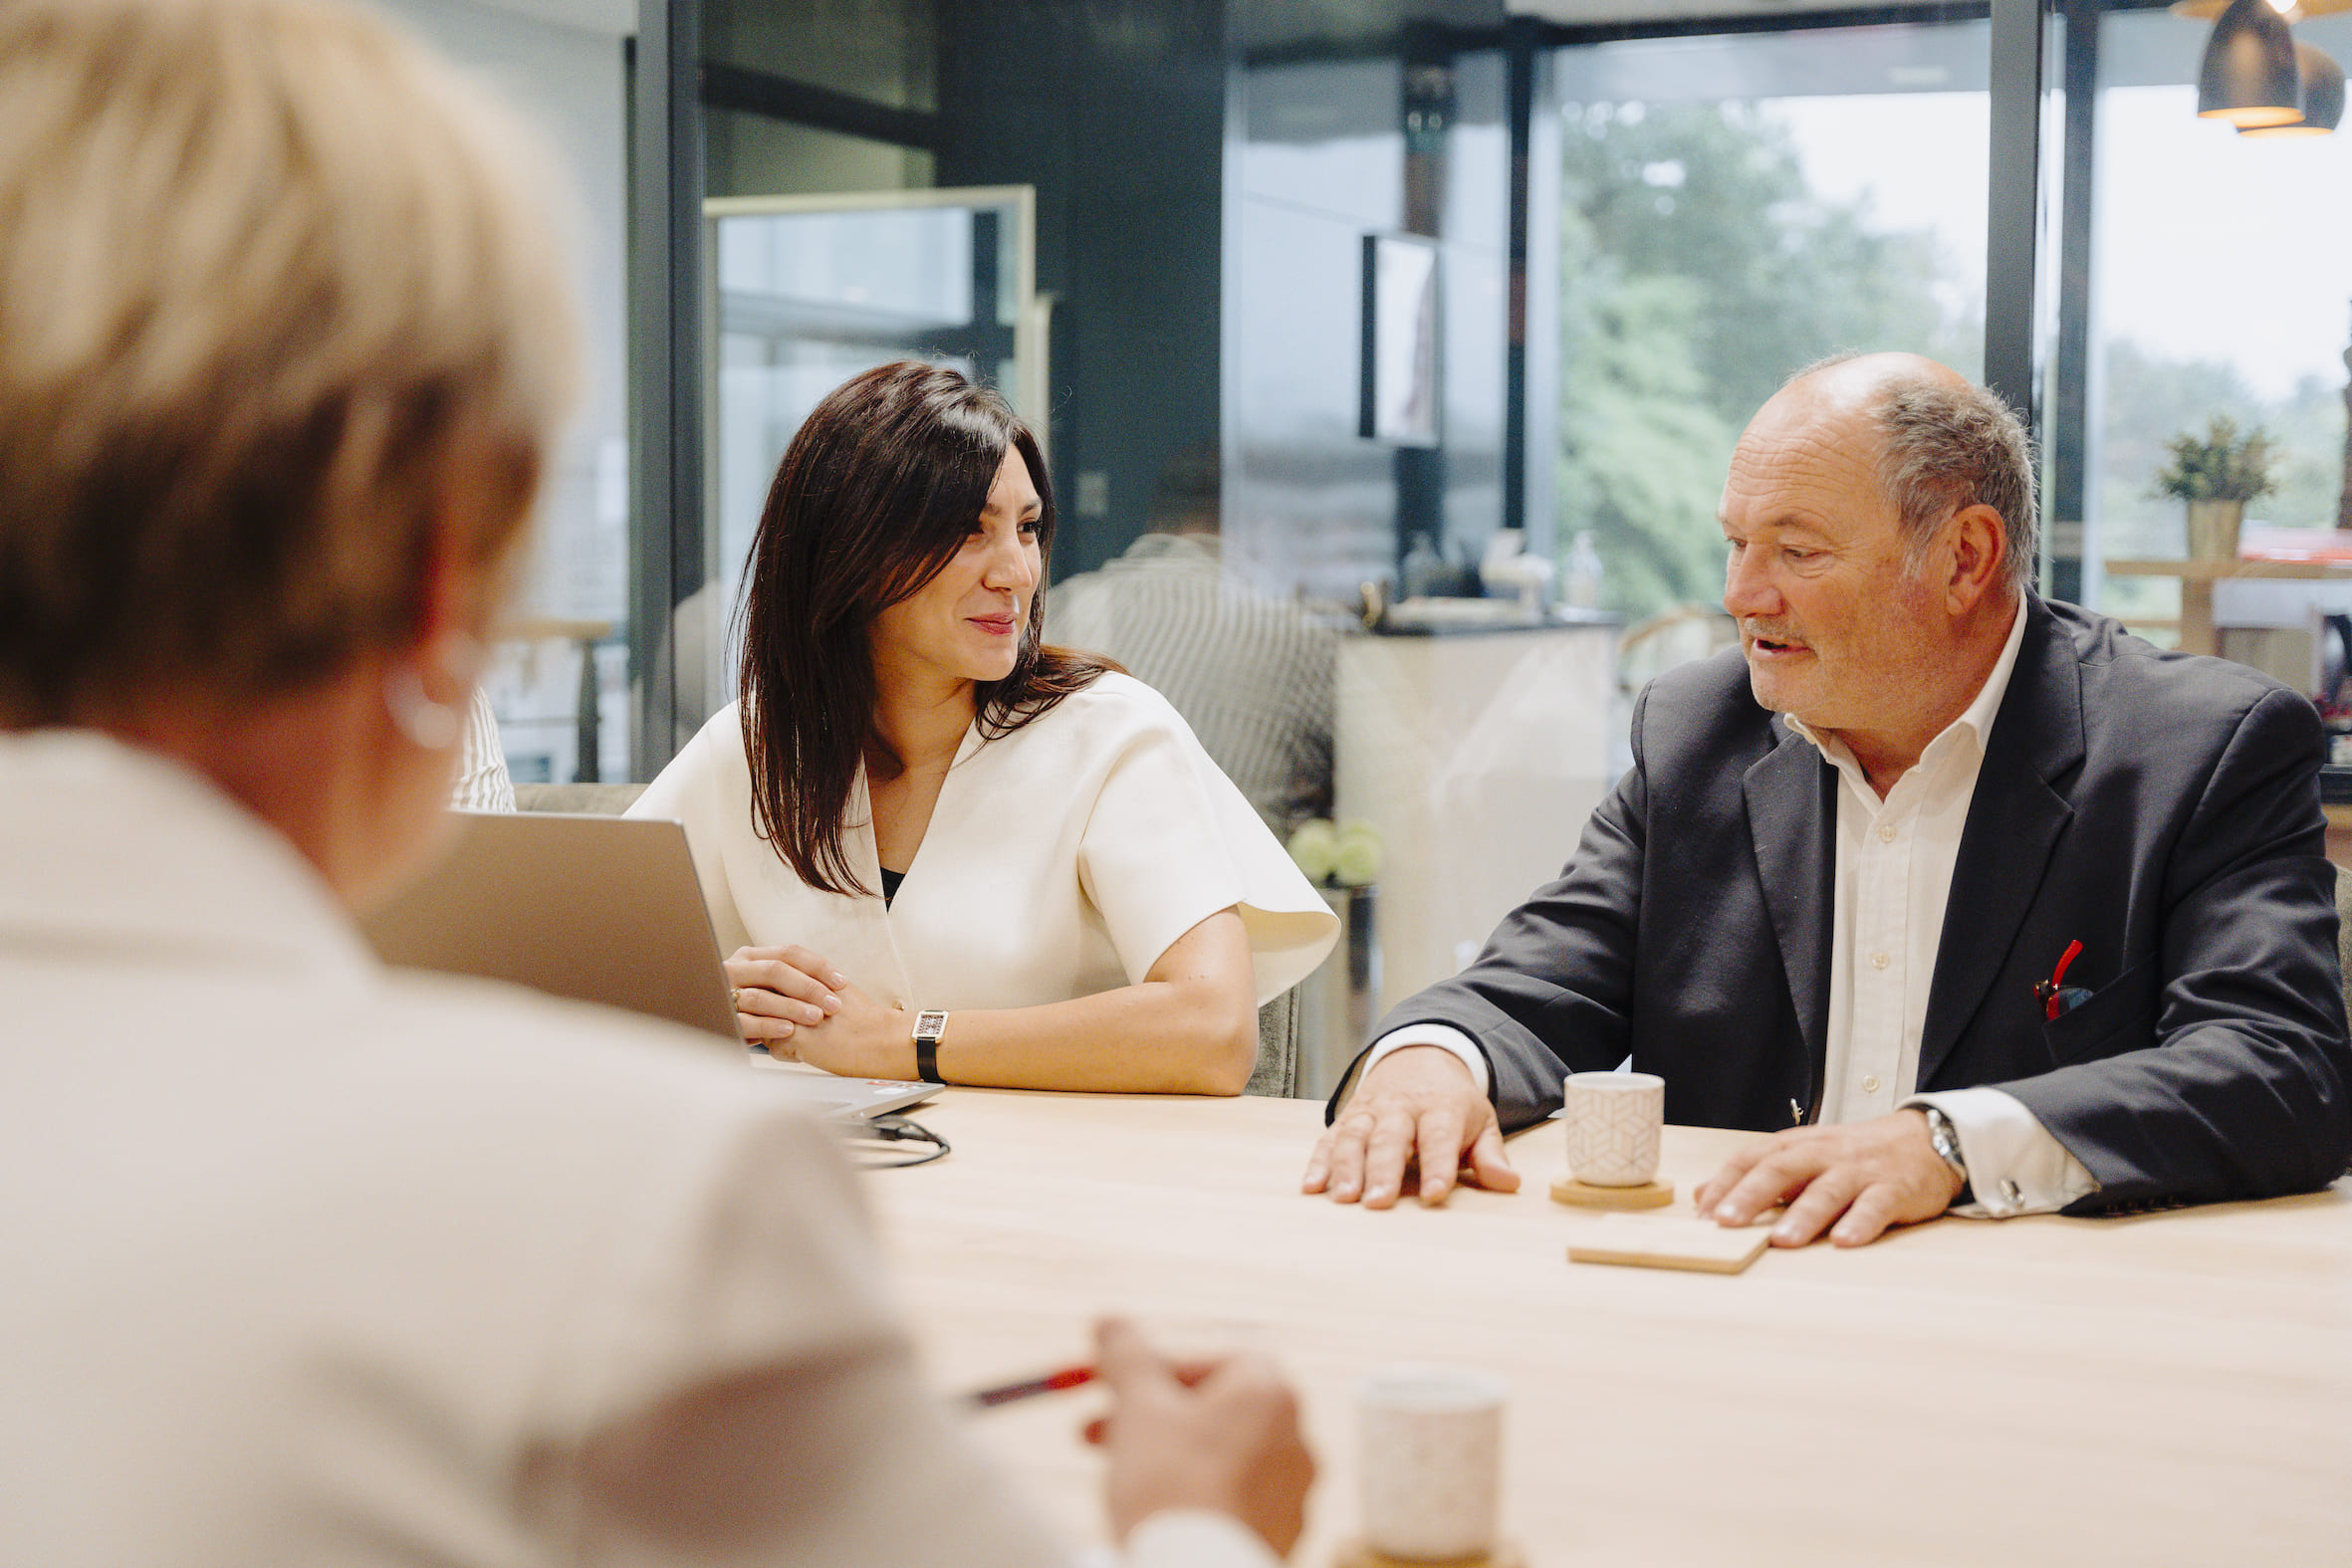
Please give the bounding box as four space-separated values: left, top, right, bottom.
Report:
1792 354 2039 592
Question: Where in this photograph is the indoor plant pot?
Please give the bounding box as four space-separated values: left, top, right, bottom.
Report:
2154 415 2275 560
2186 498 2246 560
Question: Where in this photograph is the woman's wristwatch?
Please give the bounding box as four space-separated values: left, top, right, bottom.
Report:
912 1009 949 1084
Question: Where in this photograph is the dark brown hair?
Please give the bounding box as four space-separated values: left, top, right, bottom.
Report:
737 360 1110 896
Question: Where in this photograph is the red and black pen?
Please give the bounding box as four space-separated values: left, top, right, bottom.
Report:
966 1364 1098 1409
2035 938 2086 1020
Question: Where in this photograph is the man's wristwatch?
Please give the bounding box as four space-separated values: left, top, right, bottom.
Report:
912 1009 949 1085
1921 1104 1972 1204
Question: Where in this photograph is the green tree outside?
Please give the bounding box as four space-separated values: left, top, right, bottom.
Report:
1554 98 2351 639
1556 100 1977 623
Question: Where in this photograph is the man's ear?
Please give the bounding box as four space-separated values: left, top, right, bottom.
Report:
1941 504 2007 614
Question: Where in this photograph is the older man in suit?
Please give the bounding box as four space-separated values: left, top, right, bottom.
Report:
1304 352 2352 1245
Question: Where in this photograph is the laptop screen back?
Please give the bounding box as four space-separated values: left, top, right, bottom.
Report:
360 810 742 1052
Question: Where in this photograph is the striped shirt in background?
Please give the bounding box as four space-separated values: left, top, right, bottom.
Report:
1050 533 1334 835
449 684 517 811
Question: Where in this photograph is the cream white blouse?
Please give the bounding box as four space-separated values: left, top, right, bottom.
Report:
629 673 1337 1010
5 730 1276 1568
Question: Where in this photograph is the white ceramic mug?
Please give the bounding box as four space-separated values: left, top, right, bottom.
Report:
1562 1070 1665 1187
1356 1363 1506 1561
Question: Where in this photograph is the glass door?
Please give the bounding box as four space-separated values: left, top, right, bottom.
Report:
682 186 1044 731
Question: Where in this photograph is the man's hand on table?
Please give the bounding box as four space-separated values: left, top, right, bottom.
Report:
1093 1318 1313 1557
1300 1045 1520 1208
1693 1108 1964 1247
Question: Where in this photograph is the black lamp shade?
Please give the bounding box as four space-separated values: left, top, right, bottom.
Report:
2241 42 2346 135
2200 0 2302 126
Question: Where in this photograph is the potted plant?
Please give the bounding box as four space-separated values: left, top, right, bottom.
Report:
2152 414 2278 560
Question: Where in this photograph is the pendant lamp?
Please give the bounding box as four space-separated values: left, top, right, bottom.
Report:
2199 0 2303 125
2239 41 2346 134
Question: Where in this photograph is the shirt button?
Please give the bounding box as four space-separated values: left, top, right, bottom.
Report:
1861 1074 1882 1093
1876 821 1897 842
1870 951 1891 971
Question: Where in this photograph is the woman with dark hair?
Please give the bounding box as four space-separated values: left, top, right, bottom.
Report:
631 361 1334 1094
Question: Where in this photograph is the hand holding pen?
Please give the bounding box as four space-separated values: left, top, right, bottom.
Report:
962 1319 1314 1558
967 1363 1097 1408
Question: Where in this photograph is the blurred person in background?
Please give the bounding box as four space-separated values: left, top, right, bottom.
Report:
1052 444 1336 838
0 1 1309 1563
450 684 516 808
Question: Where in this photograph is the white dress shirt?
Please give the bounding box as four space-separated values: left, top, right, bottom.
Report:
1363 595 2098 1219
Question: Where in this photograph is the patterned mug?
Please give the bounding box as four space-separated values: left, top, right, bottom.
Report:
1563 1070 1665 1187
1357 1363 1506 1561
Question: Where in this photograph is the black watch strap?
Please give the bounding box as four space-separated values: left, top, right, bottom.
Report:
912 1009 949 1085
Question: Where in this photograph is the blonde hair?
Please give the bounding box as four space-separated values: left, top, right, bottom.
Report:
0 0 580 722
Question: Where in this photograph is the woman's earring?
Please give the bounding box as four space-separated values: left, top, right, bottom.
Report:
383 663 462 751
380 629 482 752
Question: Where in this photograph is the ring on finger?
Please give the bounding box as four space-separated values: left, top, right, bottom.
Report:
730 988 742 1009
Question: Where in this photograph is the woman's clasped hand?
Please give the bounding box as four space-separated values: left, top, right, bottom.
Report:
726 941 922 1076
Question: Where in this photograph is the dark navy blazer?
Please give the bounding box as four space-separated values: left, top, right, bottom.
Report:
1341 595 2352 1213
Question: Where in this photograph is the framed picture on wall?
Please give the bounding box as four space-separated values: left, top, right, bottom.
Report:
1359 232 1442 448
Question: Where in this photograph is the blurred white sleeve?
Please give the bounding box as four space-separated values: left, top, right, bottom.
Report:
1122 1510 1283 1568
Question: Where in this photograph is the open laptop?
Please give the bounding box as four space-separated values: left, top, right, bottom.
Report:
360 810 938 1122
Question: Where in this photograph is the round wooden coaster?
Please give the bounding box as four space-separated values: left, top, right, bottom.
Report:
1549 1177 1675 1210
1333 1540 1526 1568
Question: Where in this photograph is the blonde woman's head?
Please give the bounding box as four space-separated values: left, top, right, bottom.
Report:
0 0 580 724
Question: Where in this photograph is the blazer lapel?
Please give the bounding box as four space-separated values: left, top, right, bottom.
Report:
1745 723 1837 1084
1917 598 2083 1085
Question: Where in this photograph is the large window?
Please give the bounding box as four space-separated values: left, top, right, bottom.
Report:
620 0 2352 776
2080 9 2352 647
1545 16 1994 626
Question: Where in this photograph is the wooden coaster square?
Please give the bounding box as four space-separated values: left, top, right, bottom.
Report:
1548 1176 1674 1210
1334 1539 1526 1568
1564 1213 1772 1273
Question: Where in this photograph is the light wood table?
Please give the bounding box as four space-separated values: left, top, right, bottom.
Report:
2105 557 2352 657
860 1090 2352 1567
